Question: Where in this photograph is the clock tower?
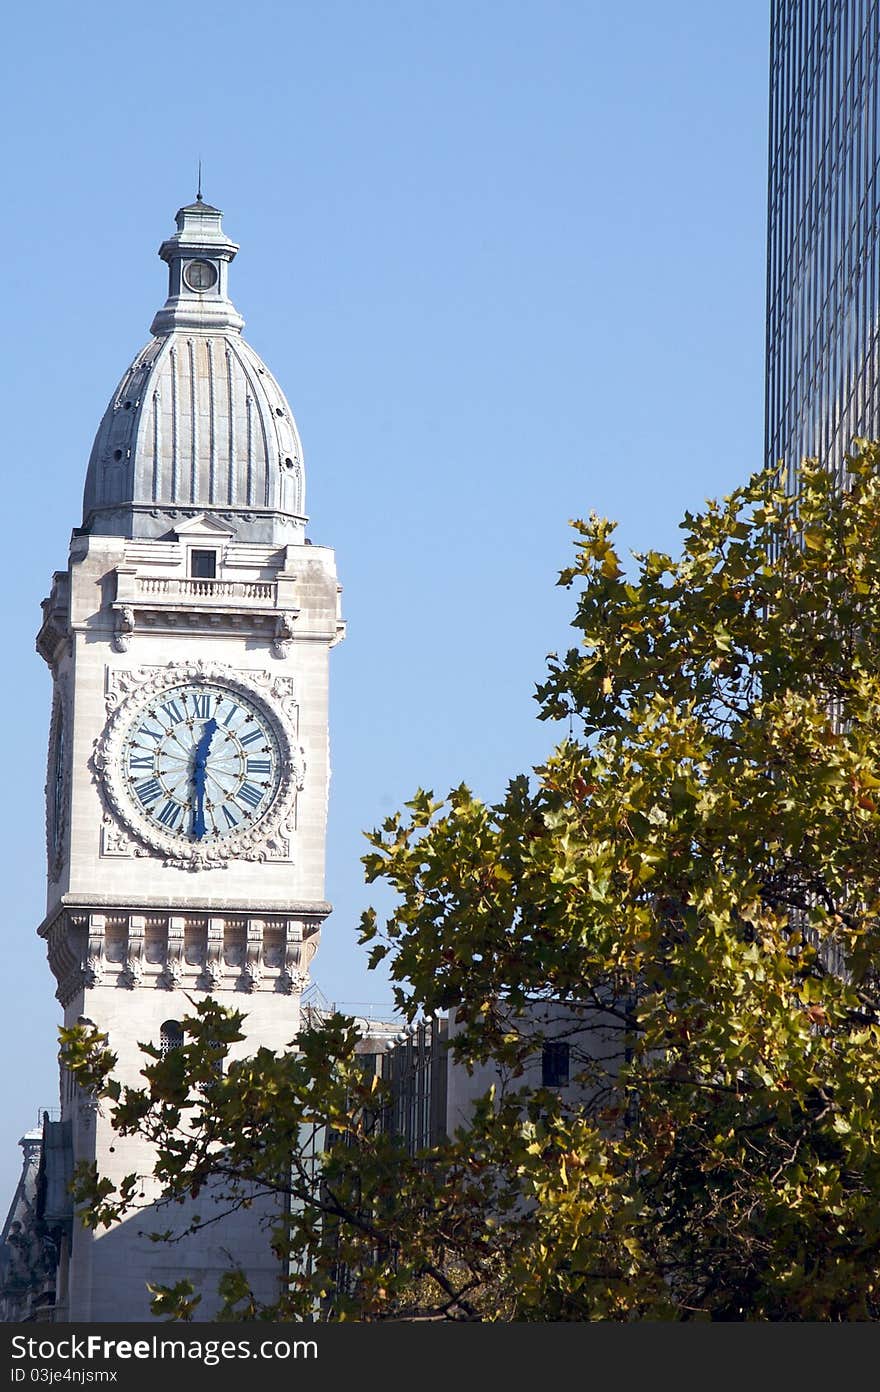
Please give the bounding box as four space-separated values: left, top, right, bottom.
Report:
36 198 344 1321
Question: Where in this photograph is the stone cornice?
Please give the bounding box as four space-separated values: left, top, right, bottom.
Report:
39 902 327 1006
39 894 332 933
36 572 70 670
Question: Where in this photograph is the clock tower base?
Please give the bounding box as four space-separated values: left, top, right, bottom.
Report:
41 899 326 1322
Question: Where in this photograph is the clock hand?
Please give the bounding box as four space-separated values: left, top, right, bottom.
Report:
192 761 206 839
191 719 217 840
194 717 218 763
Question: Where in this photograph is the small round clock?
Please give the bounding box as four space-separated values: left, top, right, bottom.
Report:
183 259 218 292
119 681 282 843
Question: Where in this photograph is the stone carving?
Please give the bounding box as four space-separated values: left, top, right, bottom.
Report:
240 921 264 992
120 916 146 988
82 915 106 988
36 573 70 672
3 1218 60 1316
271 610 298 659
101 816 148 859
160 917 185 988
279 966 310 996
93 660 306 869
277 920 320 994
112 604 135 653
202 918 225 990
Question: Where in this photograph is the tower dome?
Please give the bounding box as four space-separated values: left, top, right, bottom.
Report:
81 200 305 544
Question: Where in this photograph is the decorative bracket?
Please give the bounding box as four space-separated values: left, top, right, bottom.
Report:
202 917 225 991
160 916 186 988
271 610 299 659
83 914 106 988
120 915 145 988
240 919 264 992
112 604 135 653
279 919 311 994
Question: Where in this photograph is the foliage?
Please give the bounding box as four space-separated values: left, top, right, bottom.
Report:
62 1004 516 1321
64 443 880 1319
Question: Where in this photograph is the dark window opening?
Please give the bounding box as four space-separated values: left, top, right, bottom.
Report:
190 549 217 579
160 1020 184 1057
204 1039 225 1080
541 1039 570 1087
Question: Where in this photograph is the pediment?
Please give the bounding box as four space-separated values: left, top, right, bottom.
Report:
172 513 237 539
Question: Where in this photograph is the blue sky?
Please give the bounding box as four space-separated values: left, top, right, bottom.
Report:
0 1 769 1197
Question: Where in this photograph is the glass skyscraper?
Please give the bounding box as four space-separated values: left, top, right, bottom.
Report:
766 0 880 481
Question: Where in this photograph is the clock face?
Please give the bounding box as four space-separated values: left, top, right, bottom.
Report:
183 258 218 292
119 681 283 844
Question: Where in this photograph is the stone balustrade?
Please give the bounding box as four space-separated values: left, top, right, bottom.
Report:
120 573 276 604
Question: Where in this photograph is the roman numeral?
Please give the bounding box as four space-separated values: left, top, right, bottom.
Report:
129 754 153 770
240 727 262 746
156 799 182 829
222 804 239 828
134 777 162 805
246 758 271 774
238 782 263 808
139 724 163 743
222 703 241 727
189 692 212 718
160 699 185 724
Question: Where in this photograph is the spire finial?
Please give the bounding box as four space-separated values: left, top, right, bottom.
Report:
196 160 203 203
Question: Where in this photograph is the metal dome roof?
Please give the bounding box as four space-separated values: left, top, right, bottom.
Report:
81 201 305 544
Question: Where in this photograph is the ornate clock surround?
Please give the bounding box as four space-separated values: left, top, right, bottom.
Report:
93 660 306 870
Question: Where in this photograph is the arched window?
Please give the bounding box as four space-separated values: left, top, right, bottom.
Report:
159 1020 184 1057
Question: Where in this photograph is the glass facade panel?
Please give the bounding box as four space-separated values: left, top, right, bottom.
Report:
766 0 880 483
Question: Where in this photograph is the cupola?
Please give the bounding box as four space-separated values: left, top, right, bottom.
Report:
81 200 305 545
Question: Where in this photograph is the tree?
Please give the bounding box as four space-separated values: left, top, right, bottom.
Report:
65 443 880 1320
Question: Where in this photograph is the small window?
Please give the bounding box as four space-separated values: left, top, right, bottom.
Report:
190 549 217 579
160 1020 184 1057
541 1040 570 1087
